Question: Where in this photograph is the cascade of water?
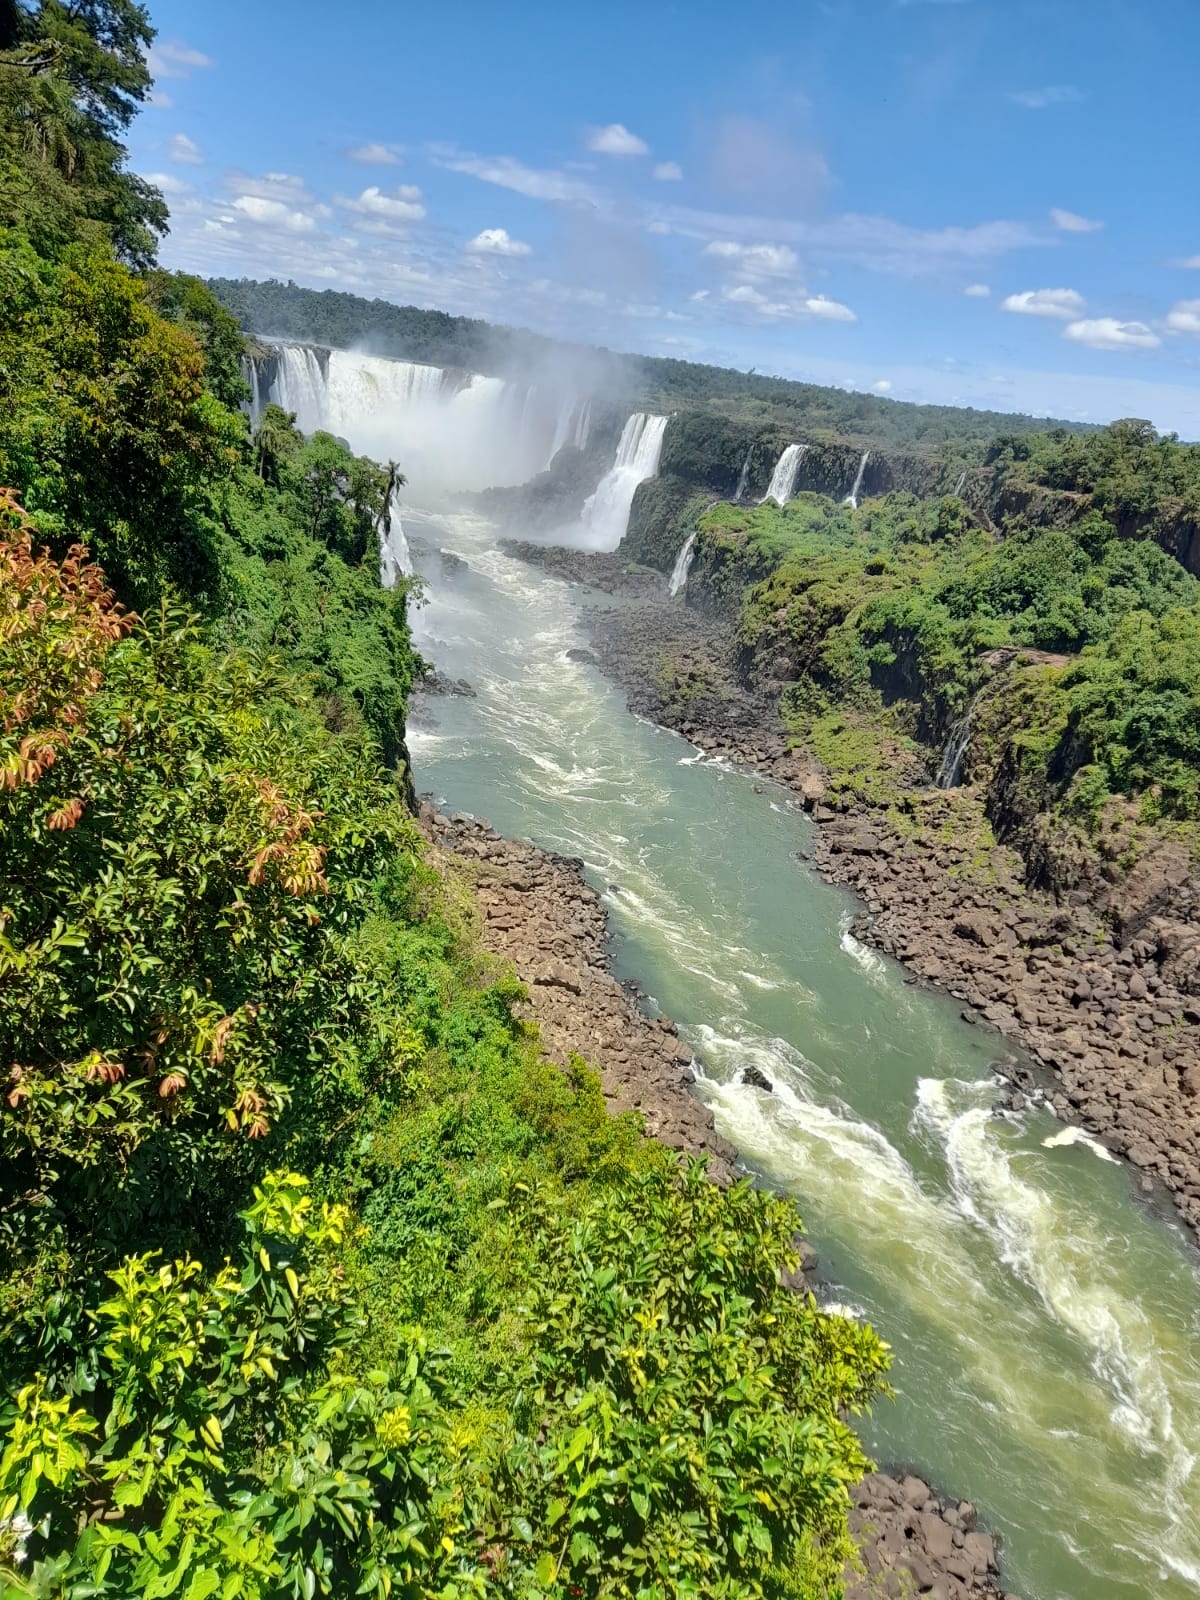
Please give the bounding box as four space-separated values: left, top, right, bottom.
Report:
669 531 698 597
734 445 754 503
573 398 592 450
844 450 870 509
379 491 413 587
260 343 574 494
760 443 806 506
935 691 983 788
954 470 967 497
574 412 669 552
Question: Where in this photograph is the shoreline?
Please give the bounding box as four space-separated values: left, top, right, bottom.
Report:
416 799 1012 1600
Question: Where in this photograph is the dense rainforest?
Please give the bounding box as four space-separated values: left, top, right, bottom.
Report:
210 278 1090 453
0 5 890 1598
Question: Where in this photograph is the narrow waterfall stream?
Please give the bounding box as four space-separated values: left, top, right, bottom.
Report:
404 505 1200 1600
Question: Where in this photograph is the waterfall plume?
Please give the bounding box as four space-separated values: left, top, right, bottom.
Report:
573 412 668 552
760 444 806 506
669 530 698 597
844 451 870 509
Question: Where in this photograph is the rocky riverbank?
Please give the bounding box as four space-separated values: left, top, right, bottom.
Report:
416 799 1012 1600
552 570 1200 1247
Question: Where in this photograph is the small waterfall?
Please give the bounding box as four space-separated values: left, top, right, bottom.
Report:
935 692 982 788
954 470 967 497
575 412 668 552
548 397 593 463
843 451 870 509
669 531 698 597
573 398 592 451
760 443 806 506
379 491 412 587
734 445 754 503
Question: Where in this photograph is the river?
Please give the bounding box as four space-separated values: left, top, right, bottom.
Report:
401 502 1200 1600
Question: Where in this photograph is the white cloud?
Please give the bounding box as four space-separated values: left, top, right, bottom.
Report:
720 283 855 322
337 184 426 223
873 380 893 392
652 161 683 181
466 228 531 257
964 283 991 297
225 170 313 203
1002 287 1085 319
1166 300 1200 334
1171 255 1200 270
703 240 798 278
140 171 193 197
149 41 214 78
231 195 318 233
346 143 403 166
429 145 597 204
1050 207 1103 233
168 133 203 165
1063 317 1160 351
587 123 649 156
1010 85 1083 109
804 294 856 322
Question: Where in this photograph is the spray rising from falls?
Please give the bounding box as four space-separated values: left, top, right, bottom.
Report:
259 343 580 496
844 451 870 509
734 445 754 503
760 443 806 506
669 531 698 597
572 412 668 552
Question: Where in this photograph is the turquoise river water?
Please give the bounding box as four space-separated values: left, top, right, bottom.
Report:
404 505 1200 1600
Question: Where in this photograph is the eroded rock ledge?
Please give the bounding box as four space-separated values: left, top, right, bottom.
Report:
416 801 1012 1600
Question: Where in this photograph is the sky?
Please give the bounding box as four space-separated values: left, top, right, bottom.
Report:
133 0 1200 433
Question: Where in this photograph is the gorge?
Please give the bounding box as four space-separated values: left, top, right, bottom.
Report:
248 337 1200 1600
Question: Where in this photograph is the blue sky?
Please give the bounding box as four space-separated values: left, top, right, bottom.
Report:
134 0 1200 432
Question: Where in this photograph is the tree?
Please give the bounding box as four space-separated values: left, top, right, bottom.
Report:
0 0 165 263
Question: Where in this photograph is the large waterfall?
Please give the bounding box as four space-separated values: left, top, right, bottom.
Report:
257 344 577 496
574 412 668 552
761 444 806 506
844 450 870 509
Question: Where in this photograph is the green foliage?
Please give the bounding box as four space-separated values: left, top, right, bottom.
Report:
695 486 1200 821
0 0 165 264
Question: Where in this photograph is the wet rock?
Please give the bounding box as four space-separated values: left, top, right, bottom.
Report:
421 670 476 698
741 1064 774 1092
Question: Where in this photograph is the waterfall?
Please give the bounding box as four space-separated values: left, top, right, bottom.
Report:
259 342 578 494
734 445 754 503
669 531 698 597
548 397 593 463
379 491 412 587
954 470 967 497
574 412 669 552
760 444 806 506
935 692 982 788
844 451 870 509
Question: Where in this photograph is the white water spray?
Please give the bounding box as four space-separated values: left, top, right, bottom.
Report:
844 450 870 509
760 443 806 506
669 531 698 597
574 412 668 552
260 343 576 494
